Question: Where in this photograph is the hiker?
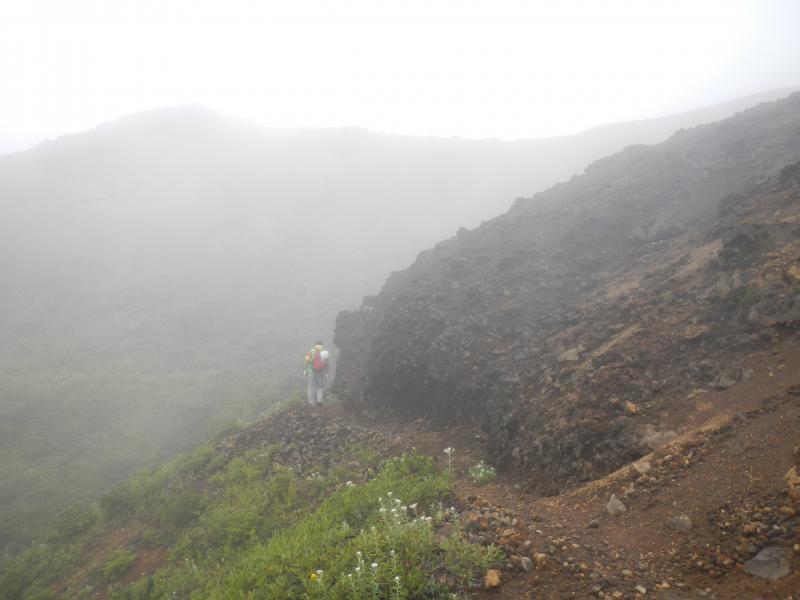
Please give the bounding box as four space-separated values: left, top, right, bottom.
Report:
304 340 330 406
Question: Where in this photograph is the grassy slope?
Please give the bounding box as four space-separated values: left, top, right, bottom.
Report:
0 363 284 548
0 400 501 600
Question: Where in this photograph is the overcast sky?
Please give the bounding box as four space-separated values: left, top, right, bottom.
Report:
1 0 798 151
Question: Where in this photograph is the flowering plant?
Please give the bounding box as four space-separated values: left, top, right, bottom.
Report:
443 447 454 471
468 461 496 486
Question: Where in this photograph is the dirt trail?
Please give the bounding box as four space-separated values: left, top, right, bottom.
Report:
334 335 800 599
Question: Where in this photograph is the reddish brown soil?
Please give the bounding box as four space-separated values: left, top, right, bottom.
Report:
340 335 800 599
118 547 168 587
51 526 167 600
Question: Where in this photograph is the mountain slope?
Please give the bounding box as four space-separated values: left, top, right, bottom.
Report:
332 92 800 490
573 86 799 153
2 381 797 599
2 92 798 598
0 90 795 552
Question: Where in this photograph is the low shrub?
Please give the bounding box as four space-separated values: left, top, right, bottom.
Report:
103 548 137 581
52 504 97 542
467 461 496 486
117 452 501 599
0 543 80 600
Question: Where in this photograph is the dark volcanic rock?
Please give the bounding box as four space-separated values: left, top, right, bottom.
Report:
216 404 382 475
333 93 800 492
666 515 693 533
743 547 791 580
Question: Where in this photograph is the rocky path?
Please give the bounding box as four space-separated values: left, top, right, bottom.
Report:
327 336 800 599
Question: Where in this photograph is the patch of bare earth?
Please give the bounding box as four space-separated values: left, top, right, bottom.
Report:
338 335 800 599
51 526 167 600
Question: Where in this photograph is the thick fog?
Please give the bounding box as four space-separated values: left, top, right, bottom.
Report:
3 1 800 150
2 0 799 557
0 90 795 551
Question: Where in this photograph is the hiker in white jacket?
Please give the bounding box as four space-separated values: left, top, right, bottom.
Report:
304 340 330 406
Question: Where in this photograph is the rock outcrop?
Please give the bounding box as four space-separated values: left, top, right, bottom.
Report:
333 93 800 492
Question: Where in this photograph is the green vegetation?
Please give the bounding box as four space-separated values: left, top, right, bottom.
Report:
467 461 497 486
103 549 136 581
1 411 501 600
0 362 286 549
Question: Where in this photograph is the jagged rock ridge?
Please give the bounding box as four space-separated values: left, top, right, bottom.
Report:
333 93 800 492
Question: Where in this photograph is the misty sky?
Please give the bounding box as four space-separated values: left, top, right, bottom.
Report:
2 0 799 151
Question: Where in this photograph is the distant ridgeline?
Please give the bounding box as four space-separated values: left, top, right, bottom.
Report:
333 92 800 492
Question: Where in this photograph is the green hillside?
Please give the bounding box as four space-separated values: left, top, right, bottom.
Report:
0 400 500 600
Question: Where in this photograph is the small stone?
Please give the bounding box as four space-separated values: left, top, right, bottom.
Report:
641 429 678 450
621 569 633 578
632 458 651 475
534 553 548 567
713 374 737 390
587 518 600 529
742 522 760 534
666 515 693 532
743 546 791 580
606 494 627 517
520 556 533 572
559 346 583 362
635 585 647 594
484 569 502 589
785 466 800 501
